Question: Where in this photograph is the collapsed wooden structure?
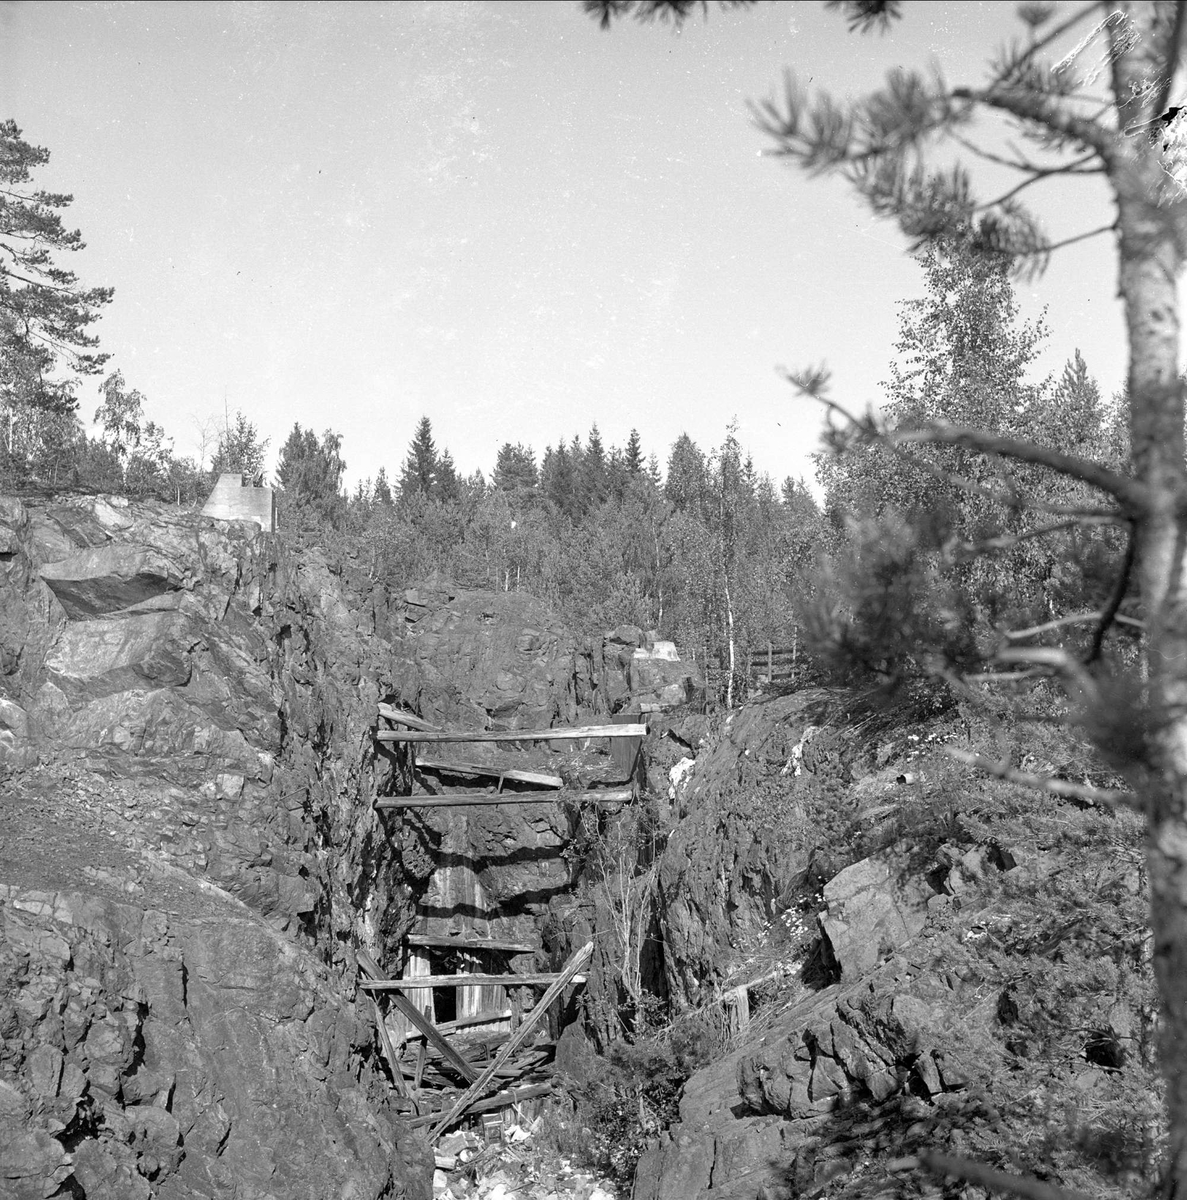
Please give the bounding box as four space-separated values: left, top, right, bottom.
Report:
365 703 646 1143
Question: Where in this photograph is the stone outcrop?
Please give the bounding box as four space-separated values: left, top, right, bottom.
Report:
632 947 992 1200
648 693 835 1009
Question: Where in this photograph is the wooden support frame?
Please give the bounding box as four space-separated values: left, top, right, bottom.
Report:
426 941 593 1144
361 970 585 990
378 723 647 744
376 787 631 810
406 1081 553 1129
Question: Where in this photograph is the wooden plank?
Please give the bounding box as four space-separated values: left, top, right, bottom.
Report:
407 1082 553 1128
379 723 646 744
427 941 593 1144
413 757 564 788
361 971 585 990
405 934 536 953
377 788 631 810
378 704 440 731
358 951 480 1084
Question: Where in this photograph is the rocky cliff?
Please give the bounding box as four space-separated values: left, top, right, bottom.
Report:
0 494 433 1199
0 494 701 1200
629 690 1158 1200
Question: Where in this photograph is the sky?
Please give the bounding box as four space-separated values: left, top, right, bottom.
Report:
0 1 1125 493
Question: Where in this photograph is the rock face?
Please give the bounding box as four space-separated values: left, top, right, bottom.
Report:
0 498 701 1198
629 689 1156 1200
0 494 429 1199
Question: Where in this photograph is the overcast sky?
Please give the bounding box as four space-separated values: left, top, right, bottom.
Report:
1 1 1124 492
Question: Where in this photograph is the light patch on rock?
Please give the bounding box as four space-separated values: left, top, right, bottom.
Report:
784 724 819 776
669 756 696 799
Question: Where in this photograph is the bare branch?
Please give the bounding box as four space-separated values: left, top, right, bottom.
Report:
943 747 1139 810
964 668 1051 684
995 645 1100 703
959 517 1122 556
978 152 1104 210
951 83 1118 161
920 1149 1102 1200
890 422 1149 513
1005 610 1145 642
1088 523 1137 663
1044 221 1117 252
794 380 1144 518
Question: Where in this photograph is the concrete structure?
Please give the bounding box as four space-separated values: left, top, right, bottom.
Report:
200 473 276 532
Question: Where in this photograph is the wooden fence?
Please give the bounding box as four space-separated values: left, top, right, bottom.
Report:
708 637 801 700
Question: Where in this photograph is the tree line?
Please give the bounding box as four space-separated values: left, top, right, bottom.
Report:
0 110 1125 710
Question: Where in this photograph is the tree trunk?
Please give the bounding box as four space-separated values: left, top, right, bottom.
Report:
724 576 736 708
1111 10 1187 1192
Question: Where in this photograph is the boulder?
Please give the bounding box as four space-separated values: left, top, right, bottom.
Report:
818 855 929 980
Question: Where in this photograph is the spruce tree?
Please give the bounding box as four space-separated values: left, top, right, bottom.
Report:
399 416 438 502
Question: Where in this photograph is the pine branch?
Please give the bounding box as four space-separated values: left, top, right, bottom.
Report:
941 747 1139 811
978 153 1102 210
958 517 1122 557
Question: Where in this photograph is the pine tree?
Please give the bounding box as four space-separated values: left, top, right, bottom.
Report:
275 424 345 524
0 121 113 431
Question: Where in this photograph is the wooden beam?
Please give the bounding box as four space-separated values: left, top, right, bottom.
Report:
356 952 411 1102
405 934 536 953
413 757 564 788
427 941 593 1143
361 971 585 990
377 704 439 731
378 723 647 744
377 787 631 810
406 1081 553 1129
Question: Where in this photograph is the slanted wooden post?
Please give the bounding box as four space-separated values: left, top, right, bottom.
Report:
426 941 593 1144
